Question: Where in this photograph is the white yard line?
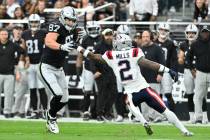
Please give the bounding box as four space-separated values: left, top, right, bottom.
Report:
0 115 209 127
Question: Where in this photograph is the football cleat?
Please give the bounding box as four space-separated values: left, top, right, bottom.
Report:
83 111 90 121
183 131 194 137
143 123 153 135
115 115 123 122
46 111 59 134
27 112 39 119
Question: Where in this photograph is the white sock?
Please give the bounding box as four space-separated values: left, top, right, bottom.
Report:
125 94 147 125
163 108 188 133
127 103 147 125
203 112 208 121
189 112 194 121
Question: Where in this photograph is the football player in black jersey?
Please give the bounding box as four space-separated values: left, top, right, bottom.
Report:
38 6 80 134
76 21 101 121
22 14 48 119
155 23 178 112
178 24 208 124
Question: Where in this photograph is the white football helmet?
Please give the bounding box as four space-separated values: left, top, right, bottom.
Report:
59 6 77 31
28 14 41 31
113 34 132 51
117 25 130 35
157 23 170 39
86 21 101 38
185 24 198 41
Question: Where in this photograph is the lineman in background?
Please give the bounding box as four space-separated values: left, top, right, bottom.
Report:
186 25 210 124
22 14 48 119
11 25 28 118
155 23 177 112
76 21 101 120
178 24 208 123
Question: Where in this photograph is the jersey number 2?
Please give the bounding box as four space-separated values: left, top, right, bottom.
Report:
118 60 133 81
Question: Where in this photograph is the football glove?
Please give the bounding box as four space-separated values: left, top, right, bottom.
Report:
169 69 178 82
59 43 74 52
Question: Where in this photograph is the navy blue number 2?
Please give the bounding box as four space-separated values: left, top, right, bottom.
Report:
118 60 133 81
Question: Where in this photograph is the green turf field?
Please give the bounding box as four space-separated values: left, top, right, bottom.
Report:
0 120 209 140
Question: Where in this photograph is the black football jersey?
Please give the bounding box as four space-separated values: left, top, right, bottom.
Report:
179 40 192 69
81 35 101 71
155 39 178 70
41 19 78 68
22 29 46 64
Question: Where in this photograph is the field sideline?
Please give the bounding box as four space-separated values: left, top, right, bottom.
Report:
0 117 209 140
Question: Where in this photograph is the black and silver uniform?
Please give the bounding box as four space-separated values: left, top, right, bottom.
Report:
22 29 46 64
179 40 193 69
155 39 178 70
41 19 77 68
81 35 101 71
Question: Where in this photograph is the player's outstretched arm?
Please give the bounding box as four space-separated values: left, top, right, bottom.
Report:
138 58 178 82
77 46 106 64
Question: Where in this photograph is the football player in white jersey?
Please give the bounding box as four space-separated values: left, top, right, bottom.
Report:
77 34 193 137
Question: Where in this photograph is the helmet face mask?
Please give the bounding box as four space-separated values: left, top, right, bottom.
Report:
28 14 41 31
185 24 198 41
86 21 101 38
59 6 77 31
157 23 170 39
113 34 132 51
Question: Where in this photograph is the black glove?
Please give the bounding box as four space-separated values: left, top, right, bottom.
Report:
169 69 178 82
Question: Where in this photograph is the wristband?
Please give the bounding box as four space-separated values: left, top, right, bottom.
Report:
158 64 169 72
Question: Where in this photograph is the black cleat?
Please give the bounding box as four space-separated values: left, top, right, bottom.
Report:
144 123 153 135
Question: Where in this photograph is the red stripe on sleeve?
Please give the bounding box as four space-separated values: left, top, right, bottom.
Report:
132 48 139 57
106 51 113 59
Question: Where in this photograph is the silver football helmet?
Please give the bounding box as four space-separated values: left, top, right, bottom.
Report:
157 23 170 39
185 24 198 41
117 25 130 35
113 34 132 51
28 14 41 31
59 6 77 31
86 21 101 38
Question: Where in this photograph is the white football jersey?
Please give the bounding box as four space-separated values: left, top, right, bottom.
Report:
102 48 150 94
